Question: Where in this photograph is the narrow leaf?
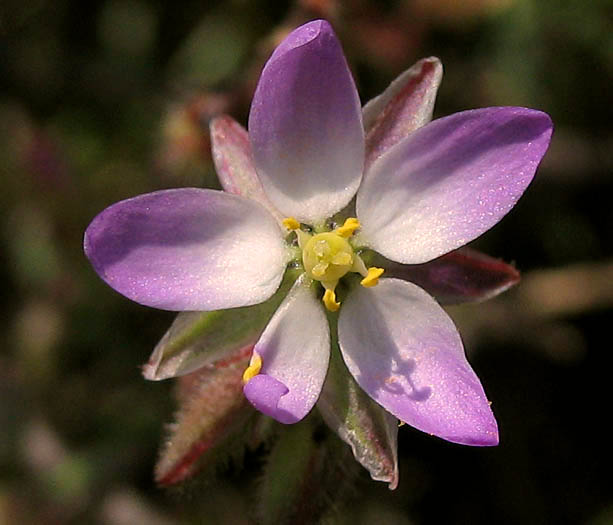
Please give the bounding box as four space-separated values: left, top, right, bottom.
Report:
371 247 521 304
143 269 300 380
317 315 399 489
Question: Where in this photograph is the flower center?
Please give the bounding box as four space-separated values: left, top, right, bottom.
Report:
282 216 384 312
302 232 353 282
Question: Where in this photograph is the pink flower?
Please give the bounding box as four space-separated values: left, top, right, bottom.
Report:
84 20 552 448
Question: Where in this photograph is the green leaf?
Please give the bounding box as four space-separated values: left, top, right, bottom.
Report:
317 314 399 489
143 268 301 380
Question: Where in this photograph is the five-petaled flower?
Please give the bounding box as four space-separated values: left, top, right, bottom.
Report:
84 20 552 446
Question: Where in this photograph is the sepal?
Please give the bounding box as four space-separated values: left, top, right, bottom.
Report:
155 346 256 486
367 247 521 304
317 318 399 489
363 57 443 169
210 115 284 225
143 269 300 380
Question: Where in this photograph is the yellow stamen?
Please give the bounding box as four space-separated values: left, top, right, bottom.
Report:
335 217 360 238
282 217 300 230
242 351 262 384
360 267 384 287
323 288 340 312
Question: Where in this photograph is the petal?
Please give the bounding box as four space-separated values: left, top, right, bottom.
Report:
363 57 443 171
357 107 553 264
338 278 498 446
210 115 284 225
248 19 364 224
368 247 520 304
243 274 330 424
84 188 286 311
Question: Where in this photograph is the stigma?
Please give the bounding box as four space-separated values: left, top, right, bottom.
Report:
284 217 385 312
303 232 354 282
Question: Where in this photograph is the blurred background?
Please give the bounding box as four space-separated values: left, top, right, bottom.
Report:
1 0 612 523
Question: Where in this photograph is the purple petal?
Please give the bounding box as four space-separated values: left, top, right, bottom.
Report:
357 107 553 264
84 188 286 311
338 278 498 446
377 247 521 304
248 19 364 223
243 275 330 424
244 375 291 421
210 115 284 224
363 57 443 171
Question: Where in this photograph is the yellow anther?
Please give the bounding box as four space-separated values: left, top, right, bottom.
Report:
323 289 340 312
360 267 384 287
282 217 300 230
335 217 360 238
242 351 262 384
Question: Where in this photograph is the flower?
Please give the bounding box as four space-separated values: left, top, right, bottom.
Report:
84 20 552 447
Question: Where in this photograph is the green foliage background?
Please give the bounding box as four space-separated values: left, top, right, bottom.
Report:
1 0 612 523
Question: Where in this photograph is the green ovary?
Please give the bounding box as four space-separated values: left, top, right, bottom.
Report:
302 232 354 282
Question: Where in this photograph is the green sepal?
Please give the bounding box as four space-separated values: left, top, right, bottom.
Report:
257 416 357 525
317 313 399 489
143 268 301 380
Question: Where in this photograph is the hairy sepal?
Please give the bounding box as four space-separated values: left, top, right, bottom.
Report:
155 346 255 486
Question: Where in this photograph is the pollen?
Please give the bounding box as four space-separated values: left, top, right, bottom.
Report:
360 267 384 287
335 217 360 238
282 217 300 230
242 351 262 384
323 288 340 312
